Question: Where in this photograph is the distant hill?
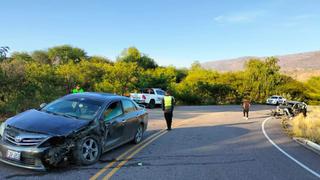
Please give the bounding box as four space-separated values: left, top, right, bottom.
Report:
201 50 320 81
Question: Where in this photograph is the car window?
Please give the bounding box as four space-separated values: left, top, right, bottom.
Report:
142 88 155 94
104 101 123 121
122 100 137 113
132 100 142 109
279 97 283 99
156 90 165 96
142 89 149 93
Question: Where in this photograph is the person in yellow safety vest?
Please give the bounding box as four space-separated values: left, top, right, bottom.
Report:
162 91 175 130
72 84 84 94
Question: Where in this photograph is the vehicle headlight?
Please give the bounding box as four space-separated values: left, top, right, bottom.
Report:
0 122 7 137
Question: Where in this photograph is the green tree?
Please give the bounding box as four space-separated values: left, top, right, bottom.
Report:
117 47 158 69
95 62 140 95
48 45 87 65
118 47 141 62
304 76 320 104
243 57 281 102
11 52 33 62
31 50 50 64
89 56 113 64
0 60 28 114
137 66 177 90
139 55 158 69
56 62 85 94
0 46 9 61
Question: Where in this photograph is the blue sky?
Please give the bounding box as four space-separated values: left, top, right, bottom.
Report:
1 0 320 67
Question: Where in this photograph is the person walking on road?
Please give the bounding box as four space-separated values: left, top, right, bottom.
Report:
242 99 251 120
162 91 175 130
72 84 84 94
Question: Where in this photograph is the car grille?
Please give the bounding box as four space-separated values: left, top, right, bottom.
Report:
4 126 47 146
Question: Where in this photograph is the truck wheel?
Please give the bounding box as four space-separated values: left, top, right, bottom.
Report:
148 99 155 109
73 135 102 165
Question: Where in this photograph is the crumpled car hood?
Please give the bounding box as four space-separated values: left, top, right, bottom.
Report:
6 109 90 136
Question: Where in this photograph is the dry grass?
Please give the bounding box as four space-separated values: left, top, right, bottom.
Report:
291 107 320 143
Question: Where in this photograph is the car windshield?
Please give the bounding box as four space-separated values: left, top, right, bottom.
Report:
271 97 278 99
42 98 103 120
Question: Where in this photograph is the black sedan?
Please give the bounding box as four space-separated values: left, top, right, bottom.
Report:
0 92 148 170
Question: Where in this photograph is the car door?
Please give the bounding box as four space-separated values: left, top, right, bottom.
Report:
103 101 126 148
121 99 139 141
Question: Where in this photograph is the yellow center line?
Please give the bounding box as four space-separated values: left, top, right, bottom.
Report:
90 119 191 180
102 130 168 180
89 129 165 180
101 120 193 180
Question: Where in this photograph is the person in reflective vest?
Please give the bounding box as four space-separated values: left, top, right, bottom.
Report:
162 91 175 130
72 84 84 94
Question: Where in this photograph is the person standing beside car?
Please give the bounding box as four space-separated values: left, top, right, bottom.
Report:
242 99 251 120
302 102 308 117
162 91 175 130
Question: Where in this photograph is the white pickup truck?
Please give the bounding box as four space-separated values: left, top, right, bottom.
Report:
130 88 166 108
266 95 287 105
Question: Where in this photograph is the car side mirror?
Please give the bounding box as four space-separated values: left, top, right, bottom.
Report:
40 103 47 109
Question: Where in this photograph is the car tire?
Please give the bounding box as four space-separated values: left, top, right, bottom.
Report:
133 124 144 144
73 135 102 165
148 99 155 109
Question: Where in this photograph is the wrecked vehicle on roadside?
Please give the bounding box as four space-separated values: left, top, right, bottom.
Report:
271 101 307 118
0 92 148 170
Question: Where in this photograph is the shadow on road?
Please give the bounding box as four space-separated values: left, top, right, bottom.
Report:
147 105 274 122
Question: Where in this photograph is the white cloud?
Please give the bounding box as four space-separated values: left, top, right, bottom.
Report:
214 10 266 24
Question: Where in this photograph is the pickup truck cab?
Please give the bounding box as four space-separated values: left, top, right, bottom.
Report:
130 88 165 109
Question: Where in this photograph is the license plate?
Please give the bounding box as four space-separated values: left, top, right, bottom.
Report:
6 150 21 161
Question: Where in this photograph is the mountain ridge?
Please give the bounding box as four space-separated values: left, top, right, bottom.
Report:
201 50 320 81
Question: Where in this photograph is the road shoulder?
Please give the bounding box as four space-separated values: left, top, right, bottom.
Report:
262 117 320 178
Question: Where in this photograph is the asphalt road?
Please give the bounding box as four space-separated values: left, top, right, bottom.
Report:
1 105 320 180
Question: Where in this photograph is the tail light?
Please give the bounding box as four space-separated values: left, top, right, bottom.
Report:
142 95 146 100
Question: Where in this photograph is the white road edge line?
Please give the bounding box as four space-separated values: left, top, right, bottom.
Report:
262 117 320 179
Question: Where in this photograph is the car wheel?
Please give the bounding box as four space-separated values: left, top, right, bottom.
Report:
148 99 155 109
133 124 144 144
73 135 101 165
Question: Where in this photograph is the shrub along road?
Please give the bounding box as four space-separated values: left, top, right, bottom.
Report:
0 105 320 180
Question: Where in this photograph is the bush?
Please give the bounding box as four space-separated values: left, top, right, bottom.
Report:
291 107 320 143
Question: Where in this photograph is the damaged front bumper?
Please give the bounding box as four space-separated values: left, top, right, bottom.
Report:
0 139 49 171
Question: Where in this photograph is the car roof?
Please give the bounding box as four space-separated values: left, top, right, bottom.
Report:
63 92 129 103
